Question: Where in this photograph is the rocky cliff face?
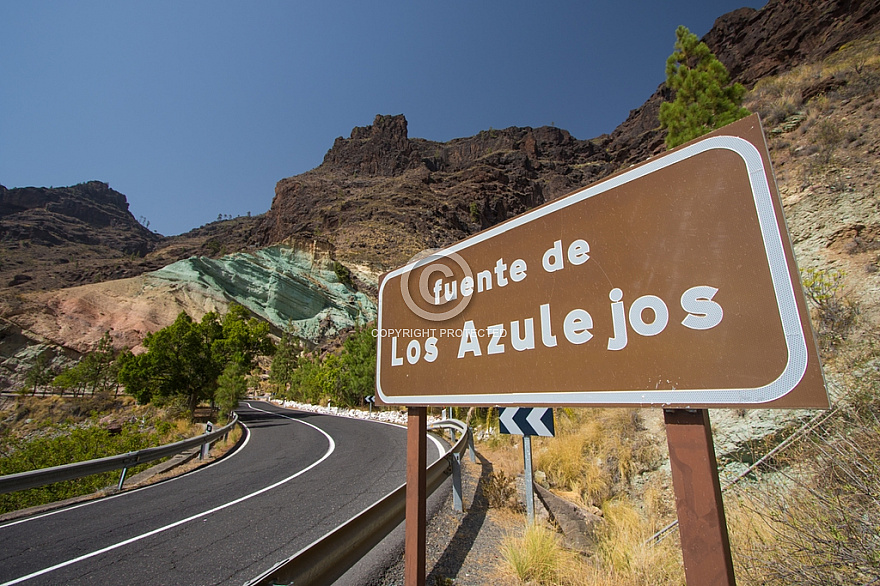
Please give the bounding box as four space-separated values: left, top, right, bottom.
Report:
260 0 880 266
4 0 880 392
0 181 265 294
259 115 613 269
606 0 880 166
0 181 159 254
705 0 880 87
0 181 168 293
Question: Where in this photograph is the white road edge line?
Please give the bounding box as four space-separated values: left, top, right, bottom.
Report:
427 432 444 462
1 402 335 586
345 411 445 462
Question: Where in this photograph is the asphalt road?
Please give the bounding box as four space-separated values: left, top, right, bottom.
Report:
0 401 439 585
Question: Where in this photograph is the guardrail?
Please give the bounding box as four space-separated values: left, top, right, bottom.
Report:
245 418 474 586
0 413 239 496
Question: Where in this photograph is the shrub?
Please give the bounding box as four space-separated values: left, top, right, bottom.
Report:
469 201 481 223
482 469 518 509
332 261 355 289
0 423 158 513
800 267 858 349
814 118 844 164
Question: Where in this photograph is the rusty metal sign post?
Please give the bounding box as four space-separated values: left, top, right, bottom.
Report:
665 409 736 584
379 115 829 585
405 407 427 586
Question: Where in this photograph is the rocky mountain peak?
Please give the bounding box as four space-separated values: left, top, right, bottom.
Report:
320 113 421 177
349 113 409 144
0 181 163 291
0 180 131 222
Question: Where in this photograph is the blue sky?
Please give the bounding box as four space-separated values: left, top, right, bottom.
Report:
1 1 765 236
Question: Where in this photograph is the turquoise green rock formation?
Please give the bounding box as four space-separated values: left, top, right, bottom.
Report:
149 245 376 342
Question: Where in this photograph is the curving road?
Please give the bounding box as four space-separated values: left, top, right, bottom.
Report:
0 401 441 585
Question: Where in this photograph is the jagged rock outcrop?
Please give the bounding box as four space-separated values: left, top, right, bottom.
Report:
320 114 422 177
0 181 159 255
259 115 613 268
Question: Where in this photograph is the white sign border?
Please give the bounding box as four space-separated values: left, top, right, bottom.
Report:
377 135 808 407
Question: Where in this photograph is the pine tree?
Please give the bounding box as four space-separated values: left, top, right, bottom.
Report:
25 352 54 396
269 327 302 395
215 362 247 417
659 25 751 149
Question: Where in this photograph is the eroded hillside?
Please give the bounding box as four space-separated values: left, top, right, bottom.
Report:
3 0 880 399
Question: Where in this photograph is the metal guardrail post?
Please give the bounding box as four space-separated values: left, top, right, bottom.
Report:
200 421 214 460
451 451 463 512
429 419 469 513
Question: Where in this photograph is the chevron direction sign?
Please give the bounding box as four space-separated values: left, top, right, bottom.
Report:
499 407 555 437
375 115 828 409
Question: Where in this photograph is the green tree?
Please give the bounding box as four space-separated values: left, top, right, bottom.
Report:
212 304 274 370
659 25 750 149
280 324 376 408
53 333 119 398
53 362 88 397
215 362 247 417
56 331 119 396
313 354 342 403
118 312 219 413
289 353 342 405
25 351 54 396
270 327 303 394
338 325 376 406
117 306 273 415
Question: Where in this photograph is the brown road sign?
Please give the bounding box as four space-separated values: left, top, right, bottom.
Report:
376 115 828 409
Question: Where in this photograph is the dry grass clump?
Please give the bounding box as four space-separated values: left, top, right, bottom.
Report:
533 408 660 508
499 499 685 586
588 499 685 586
500 524 575 585
495 408 676 585
724 334 880 585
